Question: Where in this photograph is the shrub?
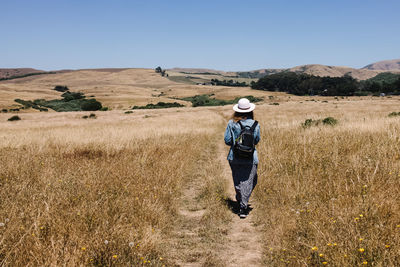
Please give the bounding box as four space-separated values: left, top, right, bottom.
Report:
61 91 85 101
181 95 263 107
388 112 400 117
1 109 8 113
8 115 21 121
322 116 338 126
100 107 109 111
81 99 102 111
270 102 279 105
302 119 314 128
89 113 96 119
16 92 102 112
302 117 338 128
125 111 133 114
132 102 184 109
82 115 89 119
53 85 69 92
233 95 263 103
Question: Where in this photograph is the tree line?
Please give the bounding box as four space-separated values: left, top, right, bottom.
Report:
251 72 400 96
211 79 248 87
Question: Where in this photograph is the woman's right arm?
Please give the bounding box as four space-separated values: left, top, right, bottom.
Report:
224 121 233 146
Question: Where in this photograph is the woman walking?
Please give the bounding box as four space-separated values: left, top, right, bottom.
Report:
224 98 260 218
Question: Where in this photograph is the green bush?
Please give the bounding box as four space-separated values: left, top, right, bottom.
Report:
61 91 85 101
53 85 69 92
81 99 102 111
15 92 103 112
181 95 228 107
233 95 263 103
322 117 338 126
181 94 262 107
125 111 133 114
8 115 21 121
132 102 184 109
388 112 400 117
302 117 338 128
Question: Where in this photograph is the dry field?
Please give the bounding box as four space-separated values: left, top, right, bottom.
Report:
1 95 400 266
0 69 267 110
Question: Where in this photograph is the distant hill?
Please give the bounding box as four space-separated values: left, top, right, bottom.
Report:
0 68 44 79
168 68 228 75
362 59 400 71
173 63 400 81
238 65 386 80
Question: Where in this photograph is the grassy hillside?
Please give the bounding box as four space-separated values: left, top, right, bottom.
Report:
0 68 269 110
2 98 400 265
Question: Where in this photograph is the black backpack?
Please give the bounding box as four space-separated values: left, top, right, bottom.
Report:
233 120 258 158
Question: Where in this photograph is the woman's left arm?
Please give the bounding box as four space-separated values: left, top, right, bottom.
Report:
224 121 233 146
254 124 260 145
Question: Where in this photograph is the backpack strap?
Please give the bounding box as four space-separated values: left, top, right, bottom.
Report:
237 120 244 129
250 120 258 132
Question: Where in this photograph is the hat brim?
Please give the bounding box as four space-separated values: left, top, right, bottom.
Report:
233 103 255 113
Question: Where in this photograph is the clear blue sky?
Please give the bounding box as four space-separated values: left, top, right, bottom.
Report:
1 0 399 71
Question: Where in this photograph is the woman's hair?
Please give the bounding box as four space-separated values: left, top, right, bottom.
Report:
232 111 254 122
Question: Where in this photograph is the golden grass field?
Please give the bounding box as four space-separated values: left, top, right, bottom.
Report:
1 70 400 266
0 69 267 110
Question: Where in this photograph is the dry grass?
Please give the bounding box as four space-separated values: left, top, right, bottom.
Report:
2 97 400 265
0 108 228 266
253 100 400 266
0 68 269 110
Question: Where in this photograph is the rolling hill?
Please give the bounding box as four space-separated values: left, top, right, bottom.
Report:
172 60 400 80
0 68 45 79
362 59 400 71
0 68 271 110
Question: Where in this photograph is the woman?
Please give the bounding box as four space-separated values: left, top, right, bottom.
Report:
224 98 260 218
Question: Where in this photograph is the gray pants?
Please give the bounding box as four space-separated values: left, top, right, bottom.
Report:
229 161 258 210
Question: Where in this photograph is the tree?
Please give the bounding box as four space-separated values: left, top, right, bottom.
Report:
155 66 162 73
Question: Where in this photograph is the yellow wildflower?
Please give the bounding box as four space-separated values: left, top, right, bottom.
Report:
333 243 337 246
385 245 390 248
319 253 324 257
112 255 118 259
312 246 318 251
359 214 363 218
81 247 86 251
363 261 368 265
322 262 328 265
359 248 365 252
327 243 332 246
359 238 364 241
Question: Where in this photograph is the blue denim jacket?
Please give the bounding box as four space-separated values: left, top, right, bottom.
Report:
224 119 260 164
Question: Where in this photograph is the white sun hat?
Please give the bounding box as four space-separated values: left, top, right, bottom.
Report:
233 98 256 113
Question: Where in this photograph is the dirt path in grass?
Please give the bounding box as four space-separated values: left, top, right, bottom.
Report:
217 128 264 266
167 138 227 266
167 120 263 266
169 177 207 266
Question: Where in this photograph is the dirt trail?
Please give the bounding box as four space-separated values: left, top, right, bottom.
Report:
218 142 264 266
167 169 207 266
167 117 264 266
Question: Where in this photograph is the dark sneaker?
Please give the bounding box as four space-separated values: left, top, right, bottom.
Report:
239 208 248 219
